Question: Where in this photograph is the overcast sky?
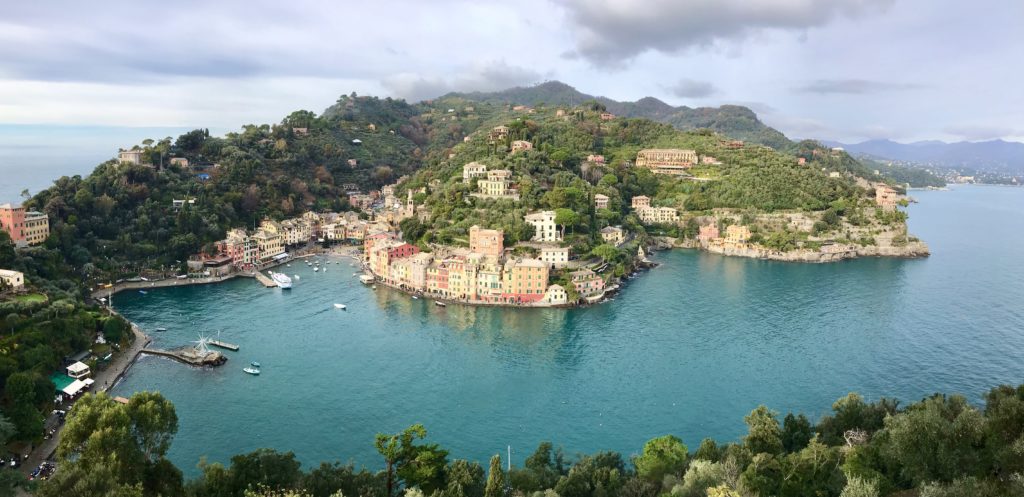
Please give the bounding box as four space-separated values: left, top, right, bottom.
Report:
1 0 1021 143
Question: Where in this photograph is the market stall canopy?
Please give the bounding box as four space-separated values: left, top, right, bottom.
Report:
62 379 87 396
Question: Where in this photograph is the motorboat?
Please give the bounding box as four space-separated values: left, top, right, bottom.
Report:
359 274 374 284
138 290 147 295
434 301 446 307
270 272 293 289
313 267 319 272
334 303 347 310
294 275 301 280
250 361 261 368
243 367 260 375
155 327 167 332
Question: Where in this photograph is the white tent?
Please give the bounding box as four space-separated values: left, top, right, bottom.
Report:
62 379 87 397
66 361 90 379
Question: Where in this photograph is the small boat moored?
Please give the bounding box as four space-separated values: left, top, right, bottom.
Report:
434 300 446 307
334 303 347 310
243 367 260 376
155 327 167 332
250 361 261 368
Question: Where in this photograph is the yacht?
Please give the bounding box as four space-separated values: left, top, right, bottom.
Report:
270 272 293 289
243 367 260 375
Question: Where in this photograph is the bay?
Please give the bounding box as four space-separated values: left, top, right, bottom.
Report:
111 185 1024 475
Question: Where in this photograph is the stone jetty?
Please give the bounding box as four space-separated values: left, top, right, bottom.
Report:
142 346 228 367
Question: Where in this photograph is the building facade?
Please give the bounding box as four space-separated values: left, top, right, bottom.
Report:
469 226 504 257
0 203 49 246
511 140 533 153
539 246 570 268
600 226 625 246
637 207 679 224
477 170 516 198
463 162 488 182
635 149 698 176
525 211 561 242
502 258 549 303
594 194 609 210
0 269 24 290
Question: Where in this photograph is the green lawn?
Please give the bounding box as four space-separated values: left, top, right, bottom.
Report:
14 293 47 303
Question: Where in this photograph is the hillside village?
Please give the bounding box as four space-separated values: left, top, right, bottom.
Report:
2 88 930 309
170 103 927 308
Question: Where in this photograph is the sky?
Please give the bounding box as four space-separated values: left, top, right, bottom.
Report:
0 0 1022 145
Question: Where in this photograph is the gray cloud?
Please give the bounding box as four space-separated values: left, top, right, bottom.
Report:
666 79 717 98
796 79 923 94
555 0 896 65
381 61 542 102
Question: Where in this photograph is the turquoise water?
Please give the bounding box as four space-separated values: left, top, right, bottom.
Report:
112 185 1024 476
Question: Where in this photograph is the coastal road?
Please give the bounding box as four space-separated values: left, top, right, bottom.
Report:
16 325 151 491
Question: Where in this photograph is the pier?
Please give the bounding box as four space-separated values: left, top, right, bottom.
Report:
142 347 227 367
254 272 276 287
209 340 240 351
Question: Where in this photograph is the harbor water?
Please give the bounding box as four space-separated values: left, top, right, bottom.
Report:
111 185 1024 475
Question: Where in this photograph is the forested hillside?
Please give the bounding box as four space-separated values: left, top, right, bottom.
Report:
445 82 792 150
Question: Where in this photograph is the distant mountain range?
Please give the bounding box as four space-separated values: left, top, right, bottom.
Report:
823 139 1024 173
442 81 793 150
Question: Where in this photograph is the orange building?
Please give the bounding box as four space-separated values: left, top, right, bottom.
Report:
502 258 549 304
469 225 504 257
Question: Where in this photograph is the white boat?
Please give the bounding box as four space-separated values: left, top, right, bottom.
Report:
434 300 446 307
294 275 300 280
412 295 419 300
243 367 260 375
313 267 319 272
334 303 347 310
359 274 374 284
270 272 292 289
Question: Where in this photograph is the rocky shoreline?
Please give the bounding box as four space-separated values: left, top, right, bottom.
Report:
657 236 930 263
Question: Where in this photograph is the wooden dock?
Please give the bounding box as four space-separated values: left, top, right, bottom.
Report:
208 340 239 351
254 272 276 287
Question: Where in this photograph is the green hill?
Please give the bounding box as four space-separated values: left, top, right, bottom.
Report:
444 81 792 149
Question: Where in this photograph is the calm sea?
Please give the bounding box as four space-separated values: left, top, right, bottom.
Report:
111 185 1024 475
0 125 196 203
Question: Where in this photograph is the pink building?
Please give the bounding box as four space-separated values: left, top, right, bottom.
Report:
698 225 720 242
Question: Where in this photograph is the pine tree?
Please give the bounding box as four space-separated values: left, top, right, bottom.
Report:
483 454 504 497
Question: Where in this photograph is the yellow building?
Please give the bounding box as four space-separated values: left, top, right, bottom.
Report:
476 170 516 198
725 225 751 244
252 229 284 264
635 149 698 176
637 207 679 224
600 226 625 246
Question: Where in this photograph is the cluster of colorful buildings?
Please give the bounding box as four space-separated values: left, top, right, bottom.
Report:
217 211 389 270
0 203 49 247
697 224 752 250
364 226 606 306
